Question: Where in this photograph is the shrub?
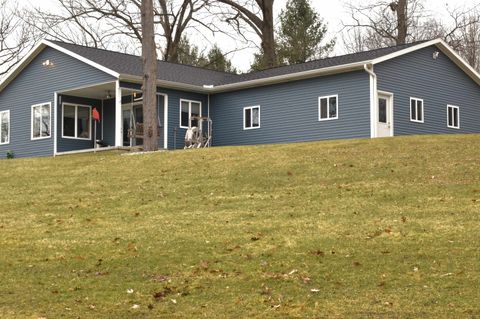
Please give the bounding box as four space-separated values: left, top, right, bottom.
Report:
6 150 14 159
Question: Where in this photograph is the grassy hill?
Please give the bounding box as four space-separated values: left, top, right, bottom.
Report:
0 135 479 318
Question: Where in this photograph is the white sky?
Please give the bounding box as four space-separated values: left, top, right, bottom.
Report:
22 0 480 72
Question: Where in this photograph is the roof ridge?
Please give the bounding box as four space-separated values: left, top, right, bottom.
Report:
47 39 239 77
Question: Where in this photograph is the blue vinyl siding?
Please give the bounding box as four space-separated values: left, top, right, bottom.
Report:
119 82 209 149
101 98 116 146
57 95 103 152
0 47 114 158
210 71 371 146
376 45 480 135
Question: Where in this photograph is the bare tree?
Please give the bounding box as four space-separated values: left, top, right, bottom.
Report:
343 0 425 49
343 0 480 71
0 0 32 77
24 0 218 63
214 0 277 68
142 0 158 151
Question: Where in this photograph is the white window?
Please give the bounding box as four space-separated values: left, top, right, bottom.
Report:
410 97 424 123
180 99 202 128
0 110 10 145
447 105 460 129
31 103 51 140
62 103 92 139
244 106 260 130
318 95 338 121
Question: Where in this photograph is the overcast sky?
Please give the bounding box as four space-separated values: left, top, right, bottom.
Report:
23 0 479 72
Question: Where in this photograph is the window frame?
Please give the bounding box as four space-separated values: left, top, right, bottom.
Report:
179 99 202 129
31 102 52 140
410 97 424 123
447 105 460 129
0 110 10 145
61 103 92 140
318 95 339 121
243 105 261 130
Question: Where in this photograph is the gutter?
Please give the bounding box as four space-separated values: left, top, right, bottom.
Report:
118 61 369 94
364 64 377 138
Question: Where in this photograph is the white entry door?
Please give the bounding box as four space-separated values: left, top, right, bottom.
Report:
377 93 393 137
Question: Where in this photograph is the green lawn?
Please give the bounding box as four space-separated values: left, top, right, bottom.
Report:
0 135 479 318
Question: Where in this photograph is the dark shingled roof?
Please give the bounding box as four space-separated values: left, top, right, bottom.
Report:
50 40 427 87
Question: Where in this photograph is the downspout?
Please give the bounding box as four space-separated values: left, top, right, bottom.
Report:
53 92 58 156
364 64 377 138
207 93 210 144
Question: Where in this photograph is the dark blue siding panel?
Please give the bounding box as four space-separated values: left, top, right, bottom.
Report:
57 95 103 152
102 98 116 146
0 47 115 158
210 71 371 146
376 45 480 135
162 89 208 150
119 82 209 149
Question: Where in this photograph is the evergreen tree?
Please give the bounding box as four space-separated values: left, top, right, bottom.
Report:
204 45 237 73
277 0 334 65
176 37 236 73
176 36 207 66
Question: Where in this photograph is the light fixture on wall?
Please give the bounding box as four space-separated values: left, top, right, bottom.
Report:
433 51 440 60
105 90 112 99
42 59 54 67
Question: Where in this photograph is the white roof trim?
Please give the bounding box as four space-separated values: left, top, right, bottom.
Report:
202 61 369 93
372 38 480 86
0 39 120 93
2 38 479 94
43 40 120 78
0 41 47 92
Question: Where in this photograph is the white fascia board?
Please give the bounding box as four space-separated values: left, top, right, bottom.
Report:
119 75 209 94
211 61 369 93
0 41 47 92
121 61 369 94
42 40 120 78
371 39 442 64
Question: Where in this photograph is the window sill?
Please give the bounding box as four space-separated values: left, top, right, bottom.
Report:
243 126 260 130
31 136 52 141
62 136 92 141
318 117 338 122
410 119 424 123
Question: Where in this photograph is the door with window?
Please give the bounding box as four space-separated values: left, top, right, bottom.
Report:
122 108 132 146
377 93 393 137
121 104 143 147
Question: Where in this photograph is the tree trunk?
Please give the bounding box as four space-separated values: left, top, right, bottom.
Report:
396 0 408 45
141 0 158 151
261 0 276 68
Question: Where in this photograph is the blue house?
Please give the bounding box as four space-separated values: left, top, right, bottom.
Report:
0 38 479 158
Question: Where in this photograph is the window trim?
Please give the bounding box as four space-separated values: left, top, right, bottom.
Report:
31 102 52 140
318 95 339 121
61 103 92 140
179 98 202 129
243 105 261 130
410 97 424 123
0 110 10 145
447 105 460 129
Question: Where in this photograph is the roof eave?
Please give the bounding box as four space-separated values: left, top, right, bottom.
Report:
118 74 212 93
206 61 370 93
120 61 370 93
